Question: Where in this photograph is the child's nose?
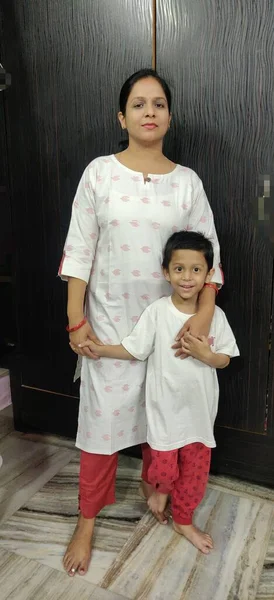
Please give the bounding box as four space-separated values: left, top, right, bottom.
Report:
183 271 191 280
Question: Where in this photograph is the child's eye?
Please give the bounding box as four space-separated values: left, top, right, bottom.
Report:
193 268 200 273
176 267 183 272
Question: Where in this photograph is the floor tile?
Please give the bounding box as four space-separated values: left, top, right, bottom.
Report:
0 546 96 599
0 454 147 585
0 432 74 525
101 487 273 600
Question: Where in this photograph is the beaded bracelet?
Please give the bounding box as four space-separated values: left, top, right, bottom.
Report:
204 283 219 296
66 317 87 333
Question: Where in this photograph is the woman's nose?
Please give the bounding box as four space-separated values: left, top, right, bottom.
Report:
145 104 155 117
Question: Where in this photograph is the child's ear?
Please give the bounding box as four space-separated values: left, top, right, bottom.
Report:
163 267 171 282
205 268 215 283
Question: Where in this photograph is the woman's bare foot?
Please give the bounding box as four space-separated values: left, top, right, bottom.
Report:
148 491 169 525
173 522 214 554
63 513 95 576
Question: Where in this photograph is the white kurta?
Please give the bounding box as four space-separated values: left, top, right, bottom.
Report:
59 154 223 454
122 297 239 451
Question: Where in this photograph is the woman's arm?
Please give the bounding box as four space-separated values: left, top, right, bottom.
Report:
58 164 102 359
187 284 216 336
67 277 86 326
67 277 103 359
173 285 216 356
174 173 222 352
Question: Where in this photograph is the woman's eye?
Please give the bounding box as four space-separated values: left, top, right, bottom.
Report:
134 103 143 108
156 103 165 108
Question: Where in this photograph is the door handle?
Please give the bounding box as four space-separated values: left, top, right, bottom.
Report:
0 63 11 91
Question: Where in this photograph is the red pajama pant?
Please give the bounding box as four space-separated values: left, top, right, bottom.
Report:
79 443 151 518
143 443 211 525
79 442 210 524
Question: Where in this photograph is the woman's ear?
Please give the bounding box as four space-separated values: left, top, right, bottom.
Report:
118 112 126 130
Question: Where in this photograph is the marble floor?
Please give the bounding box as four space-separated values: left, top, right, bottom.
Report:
0 406 273 600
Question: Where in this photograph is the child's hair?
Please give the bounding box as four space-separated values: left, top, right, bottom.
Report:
162 231 214 271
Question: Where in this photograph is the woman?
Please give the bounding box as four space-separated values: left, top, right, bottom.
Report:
59 68 223 576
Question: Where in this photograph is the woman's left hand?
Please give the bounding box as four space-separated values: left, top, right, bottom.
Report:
172 313 211 358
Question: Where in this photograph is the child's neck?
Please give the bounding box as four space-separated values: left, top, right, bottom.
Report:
171 292 198 314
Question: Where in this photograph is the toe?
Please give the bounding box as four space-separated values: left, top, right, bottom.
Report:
67 558 78 576
64 557 73 573
206 537 214 548
157 512 168 524
78 560 88 576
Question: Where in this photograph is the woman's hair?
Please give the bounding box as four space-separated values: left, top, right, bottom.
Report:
118 69 172 149
119 68 172 115
162 231 214 271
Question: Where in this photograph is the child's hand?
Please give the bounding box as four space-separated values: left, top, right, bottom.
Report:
172 314 212 358
180 332 212 363
76 339 103 356
69 321 103 359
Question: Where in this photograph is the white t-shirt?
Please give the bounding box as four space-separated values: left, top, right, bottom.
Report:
122 296 239 451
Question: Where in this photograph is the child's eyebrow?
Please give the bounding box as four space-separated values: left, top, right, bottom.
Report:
173 263 205 267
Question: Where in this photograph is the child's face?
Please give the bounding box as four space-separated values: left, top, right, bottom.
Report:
163 249 214 300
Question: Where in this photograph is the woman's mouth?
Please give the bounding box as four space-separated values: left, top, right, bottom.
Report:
142 123 158 129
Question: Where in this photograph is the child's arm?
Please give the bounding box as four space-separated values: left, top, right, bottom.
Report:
180 333 230 369
78 305 156 362
78 340 135 361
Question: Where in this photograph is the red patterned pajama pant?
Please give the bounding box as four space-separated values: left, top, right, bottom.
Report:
142 442 211 525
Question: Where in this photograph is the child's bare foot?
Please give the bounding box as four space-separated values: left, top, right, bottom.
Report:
139 480 154 500
148 491 169 525
63 513 94 576
173 522 214 554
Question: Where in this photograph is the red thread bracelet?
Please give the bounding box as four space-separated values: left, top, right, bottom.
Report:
66 317 87 333
204 283 219 296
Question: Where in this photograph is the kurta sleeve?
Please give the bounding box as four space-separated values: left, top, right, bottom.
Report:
188 172 224 286
121 307 156 361
58 164 99 283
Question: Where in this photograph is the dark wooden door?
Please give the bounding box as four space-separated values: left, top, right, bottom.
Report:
0 90 16 359
157 0 274 484
1 0 153 436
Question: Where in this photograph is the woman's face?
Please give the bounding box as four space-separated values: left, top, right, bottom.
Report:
118 77 171 145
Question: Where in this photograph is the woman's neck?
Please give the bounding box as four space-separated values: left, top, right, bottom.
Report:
116 139 175 175
125 139 164 160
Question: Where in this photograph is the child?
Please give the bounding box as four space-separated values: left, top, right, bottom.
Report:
78 231 239 554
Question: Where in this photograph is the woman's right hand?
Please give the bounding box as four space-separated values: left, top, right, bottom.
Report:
69 320 103 359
